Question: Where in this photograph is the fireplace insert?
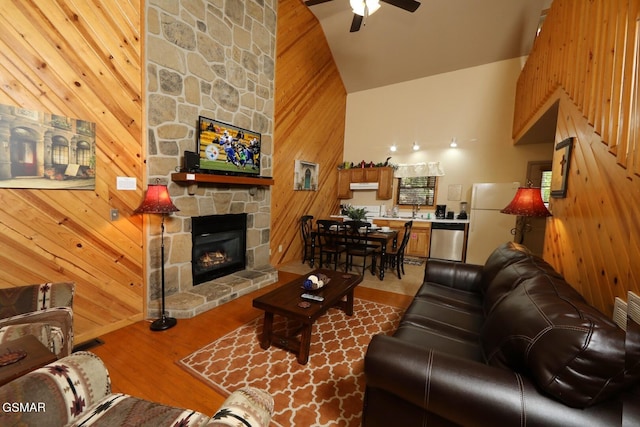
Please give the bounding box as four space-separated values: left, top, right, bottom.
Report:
191 213 247 285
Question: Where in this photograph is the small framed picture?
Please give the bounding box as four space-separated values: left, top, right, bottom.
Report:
294 160 319 191
550 137 573 198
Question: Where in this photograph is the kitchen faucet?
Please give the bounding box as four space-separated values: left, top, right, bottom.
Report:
412 204 420 218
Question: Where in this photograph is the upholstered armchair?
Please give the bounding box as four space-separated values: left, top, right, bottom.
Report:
0 282 75 357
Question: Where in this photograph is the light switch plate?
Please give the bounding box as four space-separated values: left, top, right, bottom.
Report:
116 176 136 190
110 209 119 221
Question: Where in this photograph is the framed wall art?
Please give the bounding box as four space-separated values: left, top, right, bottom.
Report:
294 160 319 191
550 137 573 198
0 104 96 190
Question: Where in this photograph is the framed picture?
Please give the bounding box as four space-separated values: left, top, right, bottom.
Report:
550 137 573 198
294 160 319 191
0 104 96 190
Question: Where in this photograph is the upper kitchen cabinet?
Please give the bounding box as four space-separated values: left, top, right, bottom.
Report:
337 167 394 200
337 169 352 199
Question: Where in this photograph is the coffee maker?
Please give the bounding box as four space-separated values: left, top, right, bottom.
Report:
435 205 447 219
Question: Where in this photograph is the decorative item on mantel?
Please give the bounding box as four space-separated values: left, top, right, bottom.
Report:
337 157 397 170
134 179 180 331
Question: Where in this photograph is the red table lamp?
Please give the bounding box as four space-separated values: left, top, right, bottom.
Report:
500 182 551 244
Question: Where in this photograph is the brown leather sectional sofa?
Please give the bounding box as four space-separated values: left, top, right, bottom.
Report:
363 242 640 426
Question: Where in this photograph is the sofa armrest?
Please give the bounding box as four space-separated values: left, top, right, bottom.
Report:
0 307 74 357
0 351 111 426
208 387 274 427
423 259 483 292
365 335 622 427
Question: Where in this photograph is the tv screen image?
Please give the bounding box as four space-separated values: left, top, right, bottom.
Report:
197 116 261 176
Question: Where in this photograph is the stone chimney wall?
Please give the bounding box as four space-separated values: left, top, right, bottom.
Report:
144 0 277 316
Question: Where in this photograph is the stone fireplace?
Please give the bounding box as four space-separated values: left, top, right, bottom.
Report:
144 1 278 319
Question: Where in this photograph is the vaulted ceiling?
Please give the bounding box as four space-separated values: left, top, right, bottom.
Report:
306 0 552 93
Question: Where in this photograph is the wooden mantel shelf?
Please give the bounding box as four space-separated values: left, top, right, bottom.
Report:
171 172 274 187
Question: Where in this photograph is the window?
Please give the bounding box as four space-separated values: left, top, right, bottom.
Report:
76 141 91 166
52 137 69 165
540 170 552 205
397 176 437 206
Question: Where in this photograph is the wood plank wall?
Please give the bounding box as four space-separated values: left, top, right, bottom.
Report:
270 0 347 266
0 0 145 343
514 0 640 315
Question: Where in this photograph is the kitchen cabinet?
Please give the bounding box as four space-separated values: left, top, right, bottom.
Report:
407 226 430 257
350 167 379 183
373 219 430 257
337 167 394 200
377 167 393 200
337 169 352 199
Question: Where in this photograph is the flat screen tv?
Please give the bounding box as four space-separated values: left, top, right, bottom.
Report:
197 116 261 176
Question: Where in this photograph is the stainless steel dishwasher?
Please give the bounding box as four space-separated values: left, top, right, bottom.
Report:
429 222 466 262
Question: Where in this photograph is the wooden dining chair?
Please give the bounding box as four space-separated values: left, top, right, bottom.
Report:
382 220 413 279
300 215 315 265
344 220 379 276
316 219 346 270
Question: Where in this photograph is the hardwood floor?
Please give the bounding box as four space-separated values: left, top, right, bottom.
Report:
89 270 413 417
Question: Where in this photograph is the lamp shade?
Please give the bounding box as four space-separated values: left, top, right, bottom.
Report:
134 184 179 214
500 187 551 217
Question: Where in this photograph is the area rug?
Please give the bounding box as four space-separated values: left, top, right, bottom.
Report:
178 299 404 427
403 256 425 266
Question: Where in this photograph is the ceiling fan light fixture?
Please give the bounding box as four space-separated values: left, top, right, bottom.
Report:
350 0 380 16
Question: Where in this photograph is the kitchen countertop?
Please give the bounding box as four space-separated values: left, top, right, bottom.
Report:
331 215 470 224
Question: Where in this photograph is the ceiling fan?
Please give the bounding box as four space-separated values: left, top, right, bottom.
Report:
305 0 421 32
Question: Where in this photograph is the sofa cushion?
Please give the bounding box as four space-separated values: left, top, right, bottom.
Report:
402 297 484 341
481 273 630 408
480 242 532 295
415 282 483 313
483 256 565 315
0 282 74 318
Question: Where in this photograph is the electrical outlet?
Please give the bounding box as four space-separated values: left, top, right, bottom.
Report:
110 208 119 221
278 244 283 253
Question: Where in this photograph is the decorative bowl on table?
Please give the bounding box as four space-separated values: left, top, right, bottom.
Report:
302 273 331 291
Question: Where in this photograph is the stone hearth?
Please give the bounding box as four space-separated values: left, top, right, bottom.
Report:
149 266 277 319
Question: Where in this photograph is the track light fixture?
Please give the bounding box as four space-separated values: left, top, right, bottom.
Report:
412 141 420 151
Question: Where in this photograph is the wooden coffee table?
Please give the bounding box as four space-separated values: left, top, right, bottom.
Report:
252 268 363 364
0 335 57 386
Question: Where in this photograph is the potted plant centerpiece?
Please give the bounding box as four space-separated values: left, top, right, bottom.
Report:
344 205 367 221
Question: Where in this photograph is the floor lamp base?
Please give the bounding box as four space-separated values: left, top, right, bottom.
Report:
150 316 177 331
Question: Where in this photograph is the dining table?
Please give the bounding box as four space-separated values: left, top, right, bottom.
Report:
309 226 398 280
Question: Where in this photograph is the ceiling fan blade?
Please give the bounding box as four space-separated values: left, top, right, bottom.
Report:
380 0 421 12
305 0 333 6
350 14 363 32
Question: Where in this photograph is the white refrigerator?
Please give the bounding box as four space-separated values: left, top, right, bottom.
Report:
466 182 520 265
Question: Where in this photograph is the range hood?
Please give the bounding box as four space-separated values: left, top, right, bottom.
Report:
350 182 379 190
